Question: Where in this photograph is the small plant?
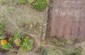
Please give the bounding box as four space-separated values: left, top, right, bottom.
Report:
0 22 11 50
32 0 48 11
20 37 33 51
12 32 33 51
39 47 47 55
13 32 21 46
0 36 11 50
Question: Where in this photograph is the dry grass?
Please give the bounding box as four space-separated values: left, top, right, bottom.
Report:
0 0 48 44
0 0 48 55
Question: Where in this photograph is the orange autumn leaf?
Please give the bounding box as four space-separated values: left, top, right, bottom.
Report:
1 40 7 45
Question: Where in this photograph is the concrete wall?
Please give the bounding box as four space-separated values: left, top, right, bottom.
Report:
47 0 85 43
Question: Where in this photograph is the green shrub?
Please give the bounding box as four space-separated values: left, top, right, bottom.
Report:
32 0 48 11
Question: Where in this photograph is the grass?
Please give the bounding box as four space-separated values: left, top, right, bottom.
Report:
40 38 83 55
0 0 48 11
32 0 48 11
38 46 82 55
0 0 47 55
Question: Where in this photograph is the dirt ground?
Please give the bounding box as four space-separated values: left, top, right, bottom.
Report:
47 0 85 43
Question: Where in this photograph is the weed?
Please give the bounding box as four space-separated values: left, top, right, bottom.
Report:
1 43 11 50
39 47 47 55
32 0 48 11
20 37 33 51
13 32 33 51
0 36 11 50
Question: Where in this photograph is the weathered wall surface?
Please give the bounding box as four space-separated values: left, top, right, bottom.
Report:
47 0 85 42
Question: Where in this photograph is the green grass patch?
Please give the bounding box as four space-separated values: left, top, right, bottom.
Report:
32 0 48 11
0 0 48 11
